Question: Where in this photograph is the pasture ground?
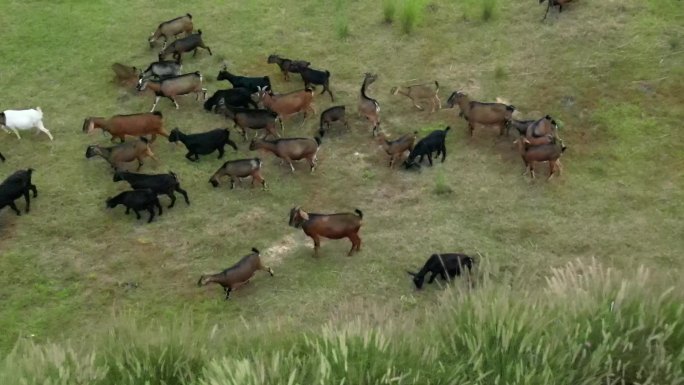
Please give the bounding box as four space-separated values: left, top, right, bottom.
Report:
0 0 683 383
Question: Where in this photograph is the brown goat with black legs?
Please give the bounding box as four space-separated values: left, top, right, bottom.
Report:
197 247 274 300
358 73 381 136
148 13 194 49
288 207 363 258
540 0 574 20
258 86 315 134
446 91 515 137
83 112 167 143
377 131 417 168
209 158 266 189
137 72 206 112
514 137 567 180
266 54 310 81
85 138 157 171
390 81 440 112
249 137 321 173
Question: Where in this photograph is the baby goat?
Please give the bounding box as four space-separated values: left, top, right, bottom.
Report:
106 189 162 223
318 106 348 137
377 131 417 168
168 128 237 162
289 207 363 258
148 13 193 49
113 171 190 208
390 81 440 112
358 73 381 136
266 54 311 81
1 108 53 141
299 66 334 102
250 137 321 173
209 158 266 189
0 168 37 216
197 247 274 300
137 72 206 112
446 91 515 137
407 253 474 289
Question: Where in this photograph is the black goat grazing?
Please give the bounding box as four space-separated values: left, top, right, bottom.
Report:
540 0 574 20
404 126 451 168
204 88 257 112
168 128 238 161
158 30 212 60
318 106 348 137
106 189 162 223
113 171 190 208
209 158 266 189
217 104 279 141
0 168 37 216
197 247 274 300
217 65 271 94
407 253 474 289
267 54 311 81
299 66 334 102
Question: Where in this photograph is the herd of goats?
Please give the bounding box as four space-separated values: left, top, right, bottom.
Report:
0 4 572 299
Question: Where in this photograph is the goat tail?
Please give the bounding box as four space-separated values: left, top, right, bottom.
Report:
186 13 192 19
325 70 331 77
36 106 42 113
251 247 260 254
197 275 206 286
354 209 363 219
444 126 451 134
314 136 322 146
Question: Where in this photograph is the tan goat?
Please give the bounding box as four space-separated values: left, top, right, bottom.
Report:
390 81 441 112
376 131 417 168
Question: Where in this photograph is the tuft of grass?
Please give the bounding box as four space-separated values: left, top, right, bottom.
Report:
494 65 507 80
481 0 497 22
399 0 426 34
382 0 397 24
336 16 350 40
433 172 453 195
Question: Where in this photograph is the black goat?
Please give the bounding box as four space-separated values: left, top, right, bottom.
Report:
113 171 190 208
318 106 348 137
407 253 474 289
267 54 311 81
106 189 162 223
404 126 451 168
217 104 279 140
158 30 212 60
0 168 37 216
204 88 258 111
168 128 238 161
299 67 333 102
217 65 271 94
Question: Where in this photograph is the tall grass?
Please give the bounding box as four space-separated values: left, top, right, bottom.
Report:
382 0 397 24
399 0 426 34
3 261 682 384
482 0 497 22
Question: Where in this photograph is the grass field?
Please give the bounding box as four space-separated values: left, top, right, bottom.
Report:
1 0 683 383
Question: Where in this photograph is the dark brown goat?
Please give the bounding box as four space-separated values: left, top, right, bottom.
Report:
288 207 363 257
249 137 321 173
85 138 157 171
515 137 567 180
197 247 274 300
83 112 168 143
446 91 515 137
526 115 560 139
148 13 193 48
358 73 381 136
266 54 310 81
377 131 417 167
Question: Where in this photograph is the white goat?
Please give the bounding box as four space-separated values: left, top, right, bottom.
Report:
0 107 54 140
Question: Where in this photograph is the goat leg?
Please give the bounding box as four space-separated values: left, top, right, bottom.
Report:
223 287 232 300
170 97 180 109
176 187 190 205
167 192 176 208
217 146 225 159
156 199 163 216
428 272 438 283
133 209 141 220
30 184 38 198
543 2 551 20
312 236 321 258
147 207 155 223
23 191 31 213
411 97 424 111
151 96 161 112
8 201 21 216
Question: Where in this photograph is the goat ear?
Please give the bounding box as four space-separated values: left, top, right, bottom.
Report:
299 209 309 221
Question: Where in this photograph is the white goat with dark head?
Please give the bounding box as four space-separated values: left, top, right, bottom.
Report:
0 107 53 140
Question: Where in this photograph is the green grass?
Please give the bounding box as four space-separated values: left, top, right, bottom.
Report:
383 0 397 24
399 0 426 34
482 0 497 22
1 0 683 382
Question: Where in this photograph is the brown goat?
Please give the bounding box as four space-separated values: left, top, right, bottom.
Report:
526 115 560 140
446 91 515 137
358 73 381 136
137 72 206 112
83 112 168 143
288 207 363 257
258 86 315 134
390 81 440 112
209 158 266 189
148 13 194 49
249 137 321 173
377 131 417 167
197 247 274 300
85 138 157 171
514 137 567 180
